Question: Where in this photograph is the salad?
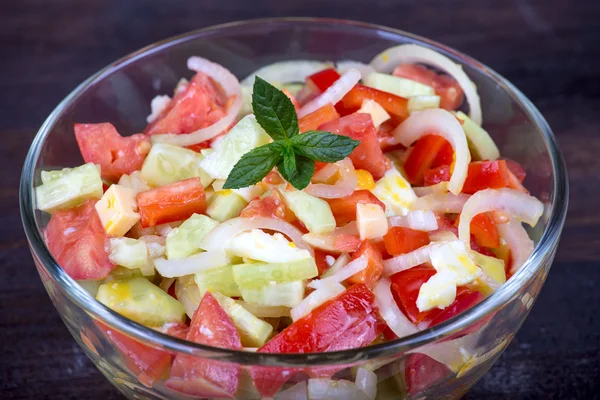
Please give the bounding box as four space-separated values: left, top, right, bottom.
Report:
35 44 544 398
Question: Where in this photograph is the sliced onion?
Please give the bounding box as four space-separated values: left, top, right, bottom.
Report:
369 44 482 124
305 159 358 199
146 95 171 124
383 242 447 276
413 182 450 197
312 162 339 183
309 255 368 289
321 253 351 279
291 282 346 321
241 60 332 86
412 192 470 214
235 300 290 318
308 379 369 400
388 210 438 231
393 109 471 194
151 57 242 146
153 251 230 278
298 68 361 118
200 217 313 256
497 217 535 274
174 275 202 318
374 278 419 337
415 331 480 373
159 277 176 293
429 230 459 242
458 188 544 248
336 60 375 79
139 235 166 258
275 381 308 400
355 367 377 400
476 269 502 292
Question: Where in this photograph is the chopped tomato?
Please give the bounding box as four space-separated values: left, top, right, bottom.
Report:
137 178 206 227
162 322 189 340
462 160 511 194
504 159 526 182
383 227 431 256
240 196 288 220
99 322 171 387
393 64 464 111
390 265 437 324
45 200 114 280
424 164 451 186
74 123 150 182
426 289 484 327
347 240 383 288
298 103 340 133
145 72 228 136
166 292 242 397
307 68 341 92
185 140 212 153
314 250 331 275
253 284 380 396
377 120 403 151
325 190 386 225
319 113 389 180
282 88 300 111
334 234 362 253
339 84 409 120
468 213 500 249
403 135 453 185
405 353 451 394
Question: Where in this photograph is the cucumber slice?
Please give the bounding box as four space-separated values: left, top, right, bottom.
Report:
408 95 441 112
166 214 219 260
96 278 185 326
283 190 336 234
211 292 273 347
108 237 153 275
140 143 213 188
194 264 241 297
206 190 248 222
36 163 103 213
240 280 305 307
364 72 435 98
455 111 500 161
233 258 318 289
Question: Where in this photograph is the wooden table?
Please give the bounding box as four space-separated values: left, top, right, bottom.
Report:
2 0 598 398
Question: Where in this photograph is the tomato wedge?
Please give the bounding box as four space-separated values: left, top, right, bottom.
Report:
137 178 206 227
390 265 437 324
426 290 484 327
403 134 453 185
423 164 452 186
347 240 384 288
298 103 340 133
319 113 389 180
45 200 114 280
405 353 451 394
166 292 242 397
307 68 341 92
467 213 500 249
339 84 409 120
145 72 228 136
74 123 150 182
383 227 431 256
462 160 511 194
325 190 386 225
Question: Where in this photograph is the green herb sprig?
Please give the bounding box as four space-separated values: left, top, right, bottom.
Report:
223 77 359 190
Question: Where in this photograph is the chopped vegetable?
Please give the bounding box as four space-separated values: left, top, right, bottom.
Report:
232 258 318 289
206 189 248 222
165 214 219 260
95 184 140 236
356 203 389 240
194 264 241 297
140 143 213 188
239 280 305 308
455 111 500 161
283 190 336 234
364 71 435 98
108 237 153 276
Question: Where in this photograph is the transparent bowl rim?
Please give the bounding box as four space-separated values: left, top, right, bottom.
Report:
20 17 568 367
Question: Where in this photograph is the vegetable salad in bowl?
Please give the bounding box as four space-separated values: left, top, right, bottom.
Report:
30 29 554 399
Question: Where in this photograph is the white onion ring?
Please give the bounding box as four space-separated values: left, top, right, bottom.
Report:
241 60 332 86
458 188 544 248
335 60 375 79
374 278 419 337
305 159 358 199
298 68 361 118
200 217 313 256
146 95 171 124
497 217 535 274
412 192 471 214
393 109 471 194
388 210 438 231
308 379 369 400
276 381 308 400
383 241 448 276
151 57 242 146
174 275 202 318
309 255 368 289
153 250 231 278
355 368 377 400
369 44 482 124
291 282 346 321
321 253 351 279
413 182 450 197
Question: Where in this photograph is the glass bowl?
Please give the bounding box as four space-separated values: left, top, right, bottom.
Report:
20 18 568 399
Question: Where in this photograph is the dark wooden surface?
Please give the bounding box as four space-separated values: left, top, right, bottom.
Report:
1 0 599 398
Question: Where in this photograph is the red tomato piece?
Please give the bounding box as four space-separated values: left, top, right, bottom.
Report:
74 123 150 182
390 265 437 324
162 322 190 340
427 289 484 328
462 160 511 194
253 284 378 396
319 113 389 179
393 64 464 111
240 196 284 220
100 322 172 387
325 190 386 225
469 213 500 249
45 200 114 280
405 353 451 394
403 135 453 185
282 88 300 111
377 120 403 152
137 178 206 227
166 292 242 397
339 84 410 120
347 240 384 289
504 159 526 182
314 249 331 275
298 103 340 133
333 233 362 253
383 227 431 256
424 164 451 186
145 72 228 136
307 68 341 92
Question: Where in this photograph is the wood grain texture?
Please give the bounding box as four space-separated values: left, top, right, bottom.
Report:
1 0 599 398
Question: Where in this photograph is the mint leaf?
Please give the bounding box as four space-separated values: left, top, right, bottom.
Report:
291 131 360 163
223 142 283 189
278 155 314 190
252 76 299 141
281 144 297 181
